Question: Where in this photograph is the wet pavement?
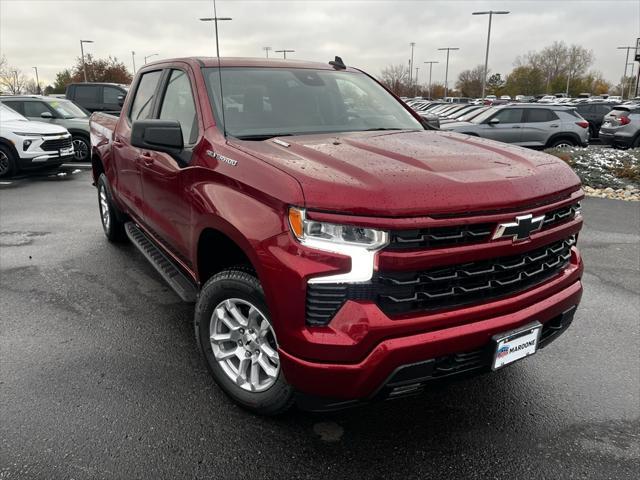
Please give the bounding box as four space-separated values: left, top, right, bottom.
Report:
1 170 638 479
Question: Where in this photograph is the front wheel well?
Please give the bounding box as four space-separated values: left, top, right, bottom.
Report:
197 228 254 285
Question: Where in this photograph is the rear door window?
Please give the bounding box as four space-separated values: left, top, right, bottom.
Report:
74 85 99 102
525 109 558 123
129 70 163 121
1 100 25 115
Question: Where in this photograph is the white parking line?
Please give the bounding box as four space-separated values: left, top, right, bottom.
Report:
0 181 12 185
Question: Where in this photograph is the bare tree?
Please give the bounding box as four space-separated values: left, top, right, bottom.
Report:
379 64 410 95
456 65 486 97
0 57 29 94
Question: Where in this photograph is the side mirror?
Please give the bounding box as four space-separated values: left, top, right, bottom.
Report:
117 95 126 107
131 120 183 155
40 111 53 119
488 117 500 125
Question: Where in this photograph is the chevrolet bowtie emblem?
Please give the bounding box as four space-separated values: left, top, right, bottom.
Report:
492 214 545 242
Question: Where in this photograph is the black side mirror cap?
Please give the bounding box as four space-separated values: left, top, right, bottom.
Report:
131 120 183 154
117 95 126 107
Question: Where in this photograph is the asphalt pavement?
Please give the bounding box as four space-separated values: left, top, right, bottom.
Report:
1 169 638 479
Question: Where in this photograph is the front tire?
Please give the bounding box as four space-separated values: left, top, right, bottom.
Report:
195 268 294 415
97 174 126 242
550 137 576 148
72 135 90 162
0 145 17 178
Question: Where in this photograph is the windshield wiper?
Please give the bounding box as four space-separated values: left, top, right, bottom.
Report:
233 133 294 141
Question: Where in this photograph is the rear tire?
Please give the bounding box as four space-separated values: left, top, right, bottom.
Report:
632 135 640 149
97 173 126 242
0 145 17 178
195 268 294 415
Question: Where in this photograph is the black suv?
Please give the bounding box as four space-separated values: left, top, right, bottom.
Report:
65 83 128 113
575 102 619 139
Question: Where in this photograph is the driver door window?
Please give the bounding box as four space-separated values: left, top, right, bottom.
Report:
158 69 198 145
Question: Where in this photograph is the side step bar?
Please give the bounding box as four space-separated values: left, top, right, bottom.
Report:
125 222 198 302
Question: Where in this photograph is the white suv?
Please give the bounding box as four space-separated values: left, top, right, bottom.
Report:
0 104 74 178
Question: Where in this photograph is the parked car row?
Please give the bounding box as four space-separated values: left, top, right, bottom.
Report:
405 100 590 148
0 82 131 177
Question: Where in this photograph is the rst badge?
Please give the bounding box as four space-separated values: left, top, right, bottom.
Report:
492 213 545 242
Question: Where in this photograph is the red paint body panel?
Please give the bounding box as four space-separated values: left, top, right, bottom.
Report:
90 57 585 401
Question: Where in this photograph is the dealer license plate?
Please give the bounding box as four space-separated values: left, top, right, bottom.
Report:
492 322 542 370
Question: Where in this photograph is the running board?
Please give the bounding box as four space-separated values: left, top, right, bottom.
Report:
125 222 198 302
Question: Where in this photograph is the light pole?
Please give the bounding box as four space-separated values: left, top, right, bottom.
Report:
438 47 459 99
80 39 94 83
275 49 295 59
33 66 40 94
415 67 419 96
424 61 438 99
200 16 232 57
144 54 159 64
472 10 509 100
618 46 635 99
263 46 272 58
131 51 136 74
409 42 416 84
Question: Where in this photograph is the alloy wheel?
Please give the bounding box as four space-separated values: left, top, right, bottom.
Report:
0 151 9 176
73 139 89 161
209 298 280 392
99 185 110 232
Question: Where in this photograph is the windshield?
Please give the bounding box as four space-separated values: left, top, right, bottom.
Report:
48 99 89 119
0 103 27 122
203 67 422 139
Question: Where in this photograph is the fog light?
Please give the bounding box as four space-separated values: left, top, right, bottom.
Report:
23 139 33 150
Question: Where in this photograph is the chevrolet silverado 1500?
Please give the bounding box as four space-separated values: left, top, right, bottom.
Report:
90 57 584 414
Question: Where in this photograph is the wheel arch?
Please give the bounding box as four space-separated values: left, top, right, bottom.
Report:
0 137 20 159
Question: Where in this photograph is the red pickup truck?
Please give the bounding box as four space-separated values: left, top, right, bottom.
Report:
90 57 584 414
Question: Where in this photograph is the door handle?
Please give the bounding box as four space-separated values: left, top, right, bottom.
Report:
550 124 559 128
511 126 521 129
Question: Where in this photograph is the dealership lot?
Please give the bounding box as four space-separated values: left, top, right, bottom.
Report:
0 171 638 479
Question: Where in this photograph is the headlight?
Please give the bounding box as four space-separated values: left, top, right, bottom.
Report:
12 132 42 137
288 207 389 283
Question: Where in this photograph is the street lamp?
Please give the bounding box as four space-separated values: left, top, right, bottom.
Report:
472 10 510 100
144 54 159 64
33 66 40 94
617 46 635 99
263 46 272 58
80 39 94 83
438 47 459 99
423 61 438 99
275 49 295 59
131 51 136 74
414 67 419 96
409 42 416 84
200 16 232 57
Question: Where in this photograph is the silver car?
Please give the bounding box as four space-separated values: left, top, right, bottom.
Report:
440 105 590 148
599 105 640 149
0 95 90 161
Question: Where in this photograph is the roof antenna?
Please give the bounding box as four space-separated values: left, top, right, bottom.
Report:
329 56 346 70
214 0 227 138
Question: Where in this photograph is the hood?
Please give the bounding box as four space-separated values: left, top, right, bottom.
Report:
231 130 580 217
63 117 90 129
2 119 69 135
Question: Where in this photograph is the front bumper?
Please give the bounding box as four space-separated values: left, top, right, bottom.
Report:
279 253 582 404
18 151 74 170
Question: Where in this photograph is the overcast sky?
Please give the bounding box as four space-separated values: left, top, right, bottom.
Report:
1 0 639 86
